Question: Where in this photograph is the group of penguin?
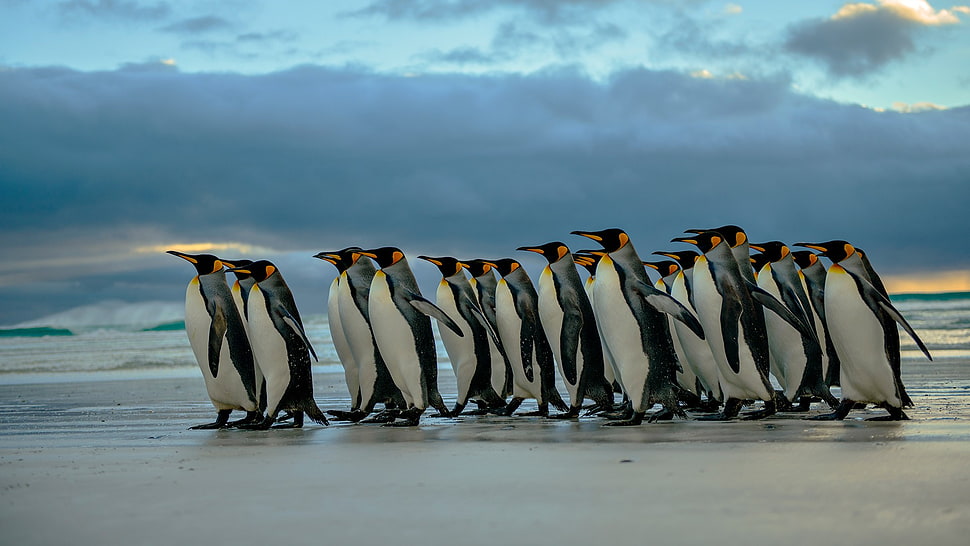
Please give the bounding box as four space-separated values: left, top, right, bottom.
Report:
169 224 932 430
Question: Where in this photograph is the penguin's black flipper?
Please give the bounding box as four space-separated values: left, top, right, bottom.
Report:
407 295 465 337
631 280 705 339
559 307 583 385
462 295 502 347
278 306 318 361
206 304 227 377
746 281 820 346
848 271 932 361
719 298 742 374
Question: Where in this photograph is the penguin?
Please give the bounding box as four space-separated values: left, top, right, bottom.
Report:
672 231 815 420
462 259 514 400
220 258 268 415
517 242 614 418
314 250 360 417
791 250 841 386
418 256 507 415
359 247 462 426
642 259 702 405
227 260 329 429
572 229 704 426
572 251 621 399
484 258 568 416
167 251 261 429
652 250 722 407
748 241 837 410
795 241 932 420
686 225 756 283
315 248 404 423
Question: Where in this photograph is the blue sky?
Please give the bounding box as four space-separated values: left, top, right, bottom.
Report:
1 0 969 324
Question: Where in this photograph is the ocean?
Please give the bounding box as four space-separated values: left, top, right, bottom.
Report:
0 293 967 384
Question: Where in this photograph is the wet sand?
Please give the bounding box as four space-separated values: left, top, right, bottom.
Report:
2 359 969 545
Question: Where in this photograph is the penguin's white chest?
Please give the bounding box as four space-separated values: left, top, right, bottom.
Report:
537 266 578 400
367 272 424 406
246 286 291 411
591 257 648 409
435 281 476 398
184 279 253 411
825 267 900 406
495 280 540 398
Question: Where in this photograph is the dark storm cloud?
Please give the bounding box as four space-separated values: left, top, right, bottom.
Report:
784 8 920 78
158 15 233 35
58 0 170 22
0 64 968 321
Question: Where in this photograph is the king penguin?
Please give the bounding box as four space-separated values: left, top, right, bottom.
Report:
316 248 404 423
572 251 621 399
517 241 614 418
795 241 932 420
462 259 514 401
643 259 703 406
671 231 815 420
418 256 507 415
652 250 722 409
314 250 361 417
686 225 756 283
168 251 261 429
572 229 704 425
791 250 841 386
228 260 329 429
484 258 568 416
748 241 837 410
359 247 463 426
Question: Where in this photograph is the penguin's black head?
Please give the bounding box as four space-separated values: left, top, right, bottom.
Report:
461 259 494 278
790 250 820 269
652 250 700 270
643 260 680 278
227 259 278 282
794 240 856 263
571 228 630 253
358 247 406 268
313 249 356 273
686 225 747 248
517 242 571 264
418 256 464 278
750 253 772 274
167 251 224 276
482 259 521 277
748 241 790 262
672 231 724 253
220 259 254 280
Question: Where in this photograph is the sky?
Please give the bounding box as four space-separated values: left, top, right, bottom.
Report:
1 0 969 325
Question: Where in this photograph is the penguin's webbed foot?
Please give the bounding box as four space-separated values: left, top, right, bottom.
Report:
326 409 361 421
806 399 854 421
740 402 776 420
189 421 231 430
694 412 734 422
272 411 304 428
190 409 232 429
361 411 397 424
602 412 645 427
867 407 909 421
227 411 263 427
602 407 635 421
548 407 580 420
647 408 682 422
236 416 276 430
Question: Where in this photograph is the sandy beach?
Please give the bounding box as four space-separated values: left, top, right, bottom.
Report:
2 359 969 546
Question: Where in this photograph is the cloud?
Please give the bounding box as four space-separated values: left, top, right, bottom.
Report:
158 15 232 35
58 0 170 22
724 3 742 15
0 64 968 322
345 0 629 25
785 1 967 78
